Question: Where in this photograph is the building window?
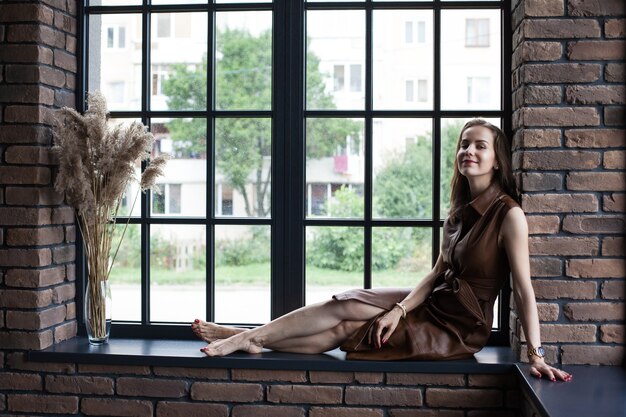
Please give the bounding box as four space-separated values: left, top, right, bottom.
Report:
83 1 509 342
466 18 490 47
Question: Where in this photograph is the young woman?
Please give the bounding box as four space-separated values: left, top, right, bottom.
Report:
192 119 572 382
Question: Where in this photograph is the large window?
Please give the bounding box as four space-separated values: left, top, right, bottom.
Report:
82 0 510 343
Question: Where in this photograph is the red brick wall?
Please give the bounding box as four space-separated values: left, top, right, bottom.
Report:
510 0 626 365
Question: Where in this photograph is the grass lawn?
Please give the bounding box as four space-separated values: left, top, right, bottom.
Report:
109 263 429 288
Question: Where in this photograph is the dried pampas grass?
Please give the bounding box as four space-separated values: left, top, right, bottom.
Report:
53 91 168 285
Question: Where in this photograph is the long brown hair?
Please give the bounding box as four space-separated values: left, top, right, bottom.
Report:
448 119 519 223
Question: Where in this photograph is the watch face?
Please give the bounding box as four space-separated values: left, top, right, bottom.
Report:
536 346 545 357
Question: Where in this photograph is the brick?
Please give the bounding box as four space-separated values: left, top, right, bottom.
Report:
8 393 78 414
568 0 626 16
605 107 625 127
0 372 42 390
44 0 69 12
519 150 600 170
602 237 623 256
66 302 76 319
233 369 306 382
426 389 502 408
0 44 53 65
310 408 382 417
67 34 77 53
604 151 625 170
7 24 65 47
4 145 56 165
0 125 52 144
7 227 65 246
65 225 77 243
54 320 77 343
7 352 74 373
532 279 597 299
565 129 625 148
52 283 75 304
530 257 562 276
522 63 600 83
522 194 598 213
54 49 77 72
308 371 382 384
153 367 229 379
468 374 517 388
524 18 600 38
78 364 150 375
157 402 229 417
537 303 560 321
4 266 66 288
0 288 53 308
6 65 66 87
568 40 626 60
519 173 562 192
606 63 625 82
527 216 560 235
0 207 54 226
601 281 624 300
67 264 76 281
52 206 76 224
81 398 153 417
267 385 342 405
46 375 114 395
520 107 599 127
0 166 51 185
512 129 561 149
563 215 625 234
468 411 516 417
523 0 565 16
0 4 54 24
0 85 55 105
605 19 626 38
600 324 624 343
116 377 187 398
52 244 75 263
233 405 305 417
567 258 625 278
564 302 624 321
55 89 76 107
6 304 66 330
5 105 56 125
191 382 263 402
386 373 464 386
389 411 464 417
524 85 562 104
566 85 625 105
567 172 626 191
561 345 624 365
514 41 562 66
345 386 422 406
541 324 597 342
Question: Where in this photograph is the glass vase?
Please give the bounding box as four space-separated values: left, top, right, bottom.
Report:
84 280 112 345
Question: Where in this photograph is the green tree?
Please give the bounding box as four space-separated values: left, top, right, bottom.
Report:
162 29 360 217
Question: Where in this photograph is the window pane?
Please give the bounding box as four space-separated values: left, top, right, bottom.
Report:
374 10 433 110
306 226 363 305
216 11 272 111
151 118 207 217
150 225 206 323
89 14 142 111
440 118 501 219
215 225 271 324
306 118 364 219
373 118 432 220
90 0 140 5
307 10 365 110
109 224 141 322
215 118 271 218
152 0 207 4
151 12 208 111
372 227 431 289
441 10 501 110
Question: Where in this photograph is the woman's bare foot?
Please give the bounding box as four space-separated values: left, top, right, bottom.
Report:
201 332 263 356
191 319 244 343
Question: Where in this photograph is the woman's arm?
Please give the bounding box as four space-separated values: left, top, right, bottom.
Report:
369 253 446 348
501 207 572 382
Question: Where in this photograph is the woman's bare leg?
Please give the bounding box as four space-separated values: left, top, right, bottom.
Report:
191 320 244 343
264 320 367 354
201 299 384 356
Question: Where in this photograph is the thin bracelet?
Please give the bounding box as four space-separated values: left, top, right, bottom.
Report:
394 302 407 319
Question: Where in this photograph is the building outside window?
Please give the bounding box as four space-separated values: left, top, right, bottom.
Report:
83 0 509 341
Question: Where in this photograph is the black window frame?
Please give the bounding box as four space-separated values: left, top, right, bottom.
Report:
76 0 512 345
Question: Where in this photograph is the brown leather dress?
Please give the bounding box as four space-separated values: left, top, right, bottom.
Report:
335 184 519 360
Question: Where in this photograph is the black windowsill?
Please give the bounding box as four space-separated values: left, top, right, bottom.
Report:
29 337 516 373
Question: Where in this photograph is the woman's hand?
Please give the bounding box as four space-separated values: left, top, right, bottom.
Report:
367 306 403 349
529 357 573 382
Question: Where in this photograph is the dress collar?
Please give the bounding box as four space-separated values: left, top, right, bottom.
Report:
468 182 502 216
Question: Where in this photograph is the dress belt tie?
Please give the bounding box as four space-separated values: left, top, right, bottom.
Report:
432 269 487 325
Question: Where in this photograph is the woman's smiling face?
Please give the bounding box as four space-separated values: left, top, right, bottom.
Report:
456 125 498 182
